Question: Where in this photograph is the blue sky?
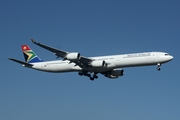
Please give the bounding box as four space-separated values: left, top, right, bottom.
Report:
0 0 180 120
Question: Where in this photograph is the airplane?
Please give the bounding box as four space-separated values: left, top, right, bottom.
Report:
8 39 173 81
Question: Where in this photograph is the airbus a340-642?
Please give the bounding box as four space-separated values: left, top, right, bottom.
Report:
9 39 173 81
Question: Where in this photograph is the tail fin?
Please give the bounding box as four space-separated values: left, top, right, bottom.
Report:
22 45 43 63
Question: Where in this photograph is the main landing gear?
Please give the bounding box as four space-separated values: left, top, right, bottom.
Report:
78 72 98 81
90 74 98 81
157 63 161 71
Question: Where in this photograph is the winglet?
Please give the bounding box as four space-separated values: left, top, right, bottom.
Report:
31 38 38 44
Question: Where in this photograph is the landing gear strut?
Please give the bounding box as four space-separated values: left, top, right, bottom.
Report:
157 63 161 71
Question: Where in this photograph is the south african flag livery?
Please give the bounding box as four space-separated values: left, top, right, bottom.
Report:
22 45 43 63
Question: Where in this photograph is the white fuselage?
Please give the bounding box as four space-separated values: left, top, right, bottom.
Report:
30 52 173 73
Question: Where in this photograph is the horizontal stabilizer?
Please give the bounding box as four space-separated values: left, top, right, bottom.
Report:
8 58 33 67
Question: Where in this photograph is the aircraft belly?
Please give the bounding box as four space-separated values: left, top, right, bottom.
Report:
84 65 116 72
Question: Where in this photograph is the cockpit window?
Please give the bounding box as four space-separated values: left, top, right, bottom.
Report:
165 54 170 56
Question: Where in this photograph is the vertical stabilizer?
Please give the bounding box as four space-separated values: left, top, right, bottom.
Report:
22 45 43 63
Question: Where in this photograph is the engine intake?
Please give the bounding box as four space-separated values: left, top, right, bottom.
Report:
65 52 80 61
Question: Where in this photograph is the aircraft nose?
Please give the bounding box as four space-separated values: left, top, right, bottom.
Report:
167 55 173 61
170 55 174 60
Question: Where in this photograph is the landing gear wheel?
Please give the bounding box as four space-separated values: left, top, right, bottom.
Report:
94 75 98 79
156 63 161 71
90 77 94 81
157 67 161 71
87 74 91 77
78 72 83 76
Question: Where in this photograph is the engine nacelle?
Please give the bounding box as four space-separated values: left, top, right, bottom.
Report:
110 69 124 76
106 69 124 79
106 74 119 78
90 60 106 67
65 52 80 61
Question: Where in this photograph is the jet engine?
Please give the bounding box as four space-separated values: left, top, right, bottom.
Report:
90 60 106 67
106 69 124 78
65 52 80 61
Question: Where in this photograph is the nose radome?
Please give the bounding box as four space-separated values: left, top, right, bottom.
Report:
167 55 173 61
170 56 174 60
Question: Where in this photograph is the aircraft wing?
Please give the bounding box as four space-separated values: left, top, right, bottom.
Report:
31 39 68 58
8 58 33 67
31 39 92 67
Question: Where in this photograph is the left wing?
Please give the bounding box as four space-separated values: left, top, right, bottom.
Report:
31 39 92 67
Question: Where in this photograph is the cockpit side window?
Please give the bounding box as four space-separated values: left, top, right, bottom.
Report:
165 53 170 56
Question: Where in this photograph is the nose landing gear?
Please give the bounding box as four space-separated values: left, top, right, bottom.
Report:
157 63 161 71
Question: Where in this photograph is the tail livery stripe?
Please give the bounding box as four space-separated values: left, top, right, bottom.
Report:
22 45 43 63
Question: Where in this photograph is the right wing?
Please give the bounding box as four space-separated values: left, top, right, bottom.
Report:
31 39 93 67
8 58 33 67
